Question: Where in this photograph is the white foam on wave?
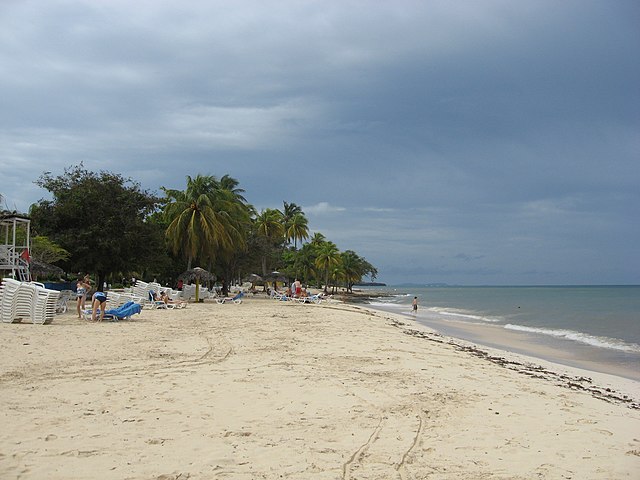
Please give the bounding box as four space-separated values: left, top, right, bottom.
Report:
368 301 403 308
430 307 501 323
504 324 640 353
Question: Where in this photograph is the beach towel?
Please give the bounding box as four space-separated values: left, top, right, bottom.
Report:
105 301 142 319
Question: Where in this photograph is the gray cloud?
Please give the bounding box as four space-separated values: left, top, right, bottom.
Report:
1 0 638 284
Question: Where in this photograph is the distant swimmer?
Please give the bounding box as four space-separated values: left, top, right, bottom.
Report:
412 296 418 313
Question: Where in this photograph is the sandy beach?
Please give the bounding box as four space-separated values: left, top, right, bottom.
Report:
1 296 639 479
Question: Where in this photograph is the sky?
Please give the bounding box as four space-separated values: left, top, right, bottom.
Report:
1 0 639 286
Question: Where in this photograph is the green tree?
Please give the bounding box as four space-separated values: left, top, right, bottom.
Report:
209 177 253 295
254 208 285 276
285 213 309 249
282 201 311 248
163 174 249 271
293 243 317 285
314 241 340 293
282 201 302 221
309 232 326 246
30 164 161 290
30 236 71 264
340 250 378 293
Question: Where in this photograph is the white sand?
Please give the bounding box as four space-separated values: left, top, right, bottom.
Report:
1 297 639 479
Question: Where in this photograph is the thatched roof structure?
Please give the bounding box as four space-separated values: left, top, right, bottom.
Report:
178 267 217 284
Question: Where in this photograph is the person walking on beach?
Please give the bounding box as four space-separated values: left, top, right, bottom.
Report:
412 296 418 314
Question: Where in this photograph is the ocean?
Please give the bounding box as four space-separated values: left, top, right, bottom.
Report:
359 285 640 381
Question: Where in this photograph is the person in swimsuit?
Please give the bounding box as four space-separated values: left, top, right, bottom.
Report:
412 296 418 314
76 277 90 318
91 291 108 322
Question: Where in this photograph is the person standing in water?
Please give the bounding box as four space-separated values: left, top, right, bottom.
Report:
412 296 418 314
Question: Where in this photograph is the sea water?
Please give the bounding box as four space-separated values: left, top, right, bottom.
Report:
360 285 640 381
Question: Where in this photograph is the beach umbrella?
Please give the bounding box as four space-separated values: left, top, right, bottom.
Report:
265 271 287 281
178 267 216 302
264 271 287 290
244 273 263 285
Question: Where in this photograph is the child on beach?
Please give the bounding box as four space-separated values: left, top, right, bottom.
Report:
412 296 418 313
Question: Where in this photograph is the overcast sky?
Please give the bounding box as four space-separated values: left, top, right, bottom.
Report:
1 0 638 285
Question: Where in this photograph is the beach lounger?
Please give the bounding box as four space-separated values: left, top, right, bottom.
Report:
105 301 142 320
215 292 244 304
145 290 167 309
292 294 324 304
269 291 291 301
82 301 142 321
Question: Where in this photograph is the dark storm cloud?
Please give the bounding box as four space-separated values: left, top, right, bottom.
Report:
1 0 638 284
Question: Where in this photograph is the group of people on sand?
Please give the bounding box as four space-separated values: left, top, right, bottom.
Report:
78 276 191 321
281 278 313 298
75 274 109 321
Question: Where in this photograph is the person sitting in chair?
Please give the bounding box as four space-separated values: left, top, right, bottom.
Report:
160 291 187 307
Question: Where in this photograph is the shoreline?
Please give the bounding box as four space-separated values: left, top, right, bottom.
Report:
345 302 640 410
1 297 639 478
343 288 640 383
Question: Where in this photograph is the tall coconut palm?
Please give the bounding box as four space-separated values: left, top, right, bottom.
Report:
314 241 340 293
255 208 285 276
309 232 326 246
294 243 317 284
163 174 247 269
286 213 309 249
218 174 248 203
282 201 302 221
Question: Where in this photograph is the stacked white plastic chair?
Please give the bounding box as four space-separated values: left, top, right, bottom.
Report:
0 278 60 324
33 284 59 324
182 284 196 301
132 280 164 301
0 278 22 322
132 280 149 298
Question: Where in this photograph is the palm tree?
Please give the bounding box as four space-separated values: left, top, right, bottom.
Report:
294 243 317 284
282 201 302 221
329 263 345 294
163 174 248 270
286 213 309 249
218 174 248 203
255 208 285 276
340 250 378 293
309 232 326 246
314 241 340 293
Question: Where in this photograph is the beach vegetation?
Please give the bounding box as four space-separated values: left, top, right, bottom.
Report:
254 208 285 276
162 174 252 295
29 164 162 291
340 250 378 293
314 241 341 293
30 235 71 265
26 166 377 292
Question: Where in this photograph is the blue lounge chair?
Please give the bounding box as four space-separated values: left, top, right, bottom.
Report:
104 301 143 320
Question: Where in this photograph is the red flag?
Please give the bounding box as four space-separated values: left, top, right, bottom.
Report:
20 249 31 263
